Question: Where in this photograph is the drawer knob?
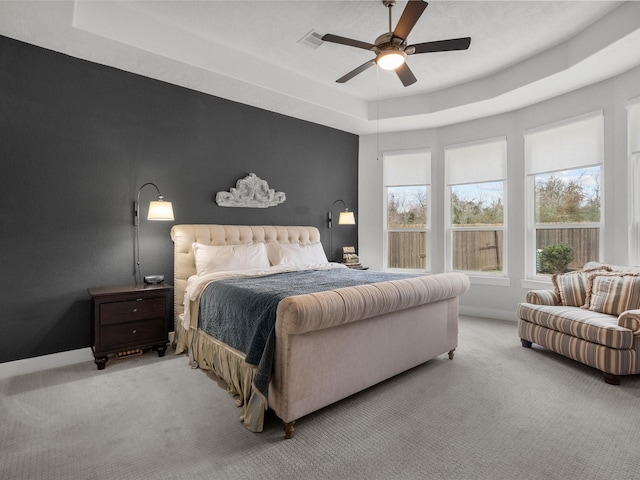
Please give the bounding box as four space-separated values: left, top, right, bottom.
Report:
133 308 138 313
136 298 143 302
132 329 137 334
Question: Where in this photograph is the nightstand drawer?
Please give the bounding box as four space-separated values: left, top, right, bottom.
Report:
100 297 165 325
99 318 166 349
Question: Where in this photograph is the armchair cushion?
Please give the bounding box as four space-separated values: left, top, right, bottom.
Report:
517 303 634 349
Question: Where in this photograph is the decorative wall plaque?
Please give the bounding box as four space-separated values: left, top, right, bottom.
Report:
215 173 286 208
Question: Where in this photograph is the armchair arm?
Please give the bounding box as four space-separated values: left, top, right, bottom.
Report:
526 289 561 306
618 309 640 336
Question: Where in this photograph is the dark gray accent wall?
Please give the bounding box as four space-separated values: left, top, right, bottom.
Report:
0 35 358 363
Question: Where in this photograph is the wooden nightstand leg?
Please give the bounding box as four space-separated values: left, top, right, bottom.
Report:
94 356 108 370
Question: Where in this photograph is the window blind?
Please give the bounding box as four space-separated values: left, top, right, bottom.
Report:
445 137 507 185
525 112 604 175
383 150 431 186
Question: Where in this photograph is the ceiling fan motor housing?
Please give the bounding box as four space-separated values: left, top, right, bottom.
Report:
373 32 406 52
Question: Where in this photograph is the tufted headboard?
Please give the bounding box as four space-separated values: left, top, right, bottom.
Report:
170 224 321 325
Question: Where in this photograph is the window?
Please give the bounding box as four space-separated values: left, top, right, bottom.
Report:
445 138 507 276
525 112 603 277
383 150 430 271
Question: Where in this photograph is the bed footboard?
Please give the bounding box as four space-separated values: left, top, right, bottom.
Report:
269 272 469 434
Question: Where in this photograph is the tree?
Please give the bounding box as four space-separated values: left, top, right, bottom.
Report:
451 191 503 226
388 188 427 229
539 243 574 274
535 171 600 224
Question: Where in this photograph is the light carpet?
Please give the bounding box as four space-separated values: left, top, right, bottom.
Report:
1 316 639 480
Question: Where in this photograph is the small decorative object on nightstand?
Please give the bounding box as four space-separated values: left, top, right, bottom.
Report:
342 246 368 270
88 284 172 370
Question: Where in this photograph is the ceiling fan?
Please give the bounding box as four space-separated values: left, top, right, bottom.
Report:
322 0 471 87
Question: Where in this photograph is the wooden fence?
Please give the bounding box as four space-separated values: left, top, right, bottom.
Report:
536 228 600 271
388 227 599 271
388 231 426 269
452 231 503 272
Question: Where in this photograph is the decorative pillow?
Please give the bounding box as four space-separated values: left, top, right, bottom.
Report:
552 272 588 307
280 242 328 266
192 242 270 275
587 272 640 316
609 265 640 274
265 242 284 266
582 262 612 273
552 263 613 307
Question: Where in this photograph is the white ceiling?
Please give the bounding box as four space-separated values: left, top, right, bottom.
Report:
1 1 640 134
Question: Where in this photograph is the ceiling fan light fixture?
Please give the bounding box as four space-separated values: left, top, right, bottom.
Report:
376 48 406 71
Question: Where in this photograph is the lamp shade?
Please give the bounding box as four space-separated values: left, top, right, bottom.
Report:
376 49 406 71
338 211 356 225
147 200 174 221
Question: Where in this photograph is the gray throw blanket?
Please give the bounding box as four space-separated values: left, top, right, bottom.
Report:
198 268 419 402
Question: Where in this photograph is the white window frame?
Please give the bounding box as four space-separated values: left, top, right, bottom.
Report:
524 112 604 282
627 97 640 266
629 153 640 266
444 137 508 285
382 149 431 272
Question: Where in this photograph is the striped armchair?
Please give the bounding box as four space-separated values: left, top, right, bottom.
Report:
518 264 640 385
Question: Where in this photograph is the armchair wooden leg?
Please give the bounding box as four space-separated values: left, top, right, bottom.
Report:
521 339 533 348
603 372 620 385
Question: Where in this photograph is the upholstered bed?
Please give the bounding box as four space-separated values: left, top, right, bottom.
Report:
171 224 470 438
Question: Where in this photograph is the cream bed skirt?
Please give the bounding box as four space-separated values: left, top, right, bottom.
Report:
174 323 267 432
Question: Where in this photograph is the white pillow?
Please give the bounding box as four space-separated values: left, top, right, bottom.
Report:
192 242 270 275
280 242 328 266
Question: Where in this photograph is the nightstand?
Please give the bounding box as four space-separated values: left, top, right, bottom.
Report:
88 284 172 370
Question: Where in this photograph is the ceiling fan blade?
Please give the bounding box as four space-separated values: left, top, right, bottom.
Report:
322 33 375 51
336 59 376 83
395 62 417 87
393 0 428 41
409 37 471 54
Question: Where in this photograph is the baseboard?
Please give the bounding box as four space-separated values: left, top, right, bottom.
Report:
0 333 175 380
459 306 517 322
0 348 93 381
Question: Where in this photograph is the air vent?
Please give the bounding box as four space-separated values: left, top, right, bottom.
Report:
298 30 324 49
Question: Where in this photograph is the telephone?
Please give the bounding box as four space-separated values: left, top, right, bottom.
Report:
342 246 364 269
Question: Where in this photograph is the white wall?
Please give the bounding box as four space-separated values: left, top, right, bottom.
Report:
359 64 640 321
